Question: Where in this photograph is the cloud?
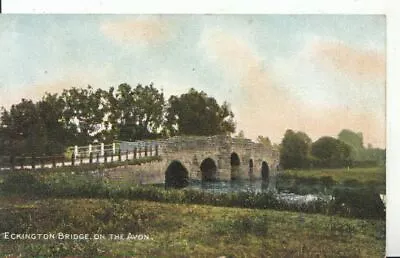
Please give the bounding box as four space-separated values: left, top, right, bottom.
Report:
200 29 386 148
0 69 115 109
0 78 82 109
200 28 290 104
311 39 386 81
100 16 173 46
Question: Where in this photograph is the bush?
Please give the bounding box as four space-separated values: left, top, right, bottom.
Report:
1 172 47 194
320 176 334 188
0 171 385 220
330 187 385 219
351 160 378 168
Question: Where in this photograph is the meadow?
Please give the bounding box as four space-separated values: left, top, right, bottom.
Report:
276 167 386 195
0 166 386 257
280 167 385 184
0 197 385 257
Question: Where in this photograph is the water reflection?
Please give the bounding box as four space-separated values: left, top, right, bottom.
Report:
189 179 331 203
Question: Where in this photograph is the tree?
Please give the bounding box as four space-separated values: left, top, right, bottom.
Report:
37 93 72 154
0 108 12 155
257 135 272 149
338 129 364 160
311 136 352 168
165 88 235 136
235 130 245 139
279 129 311 169
104 83 165 141
61 86 107 145
0 99 47 155
130 83 165 139
338 129 385 165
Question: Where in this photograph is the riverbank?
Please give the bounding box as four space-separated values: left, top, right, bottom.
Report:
0 197 385 257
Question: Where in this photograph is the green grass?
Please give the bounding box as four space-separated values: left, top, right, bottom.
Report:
282 167 385 184
277 167 385 195
0 170 385 219
0 197 385 257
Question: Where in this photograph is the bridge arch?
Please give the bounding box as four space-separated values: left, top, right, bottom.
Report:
249 158 254 179
230 152 240 166
230 152 241 180
200 157 218 181
261 161 270 181
165 160 189 188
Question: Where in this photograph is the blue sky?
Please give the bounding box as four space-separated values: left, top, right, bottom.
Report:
0 15 386 147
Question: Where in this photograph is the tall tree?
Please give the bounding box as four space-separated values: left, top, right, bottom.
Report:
0 108 12 155
130 83 165 139
104 83 165 141
338 129 364 160
61 86 107 145
36 93 69 154
311 136 352 168
165 88 235 136
279 129 311 169
0 99 46 155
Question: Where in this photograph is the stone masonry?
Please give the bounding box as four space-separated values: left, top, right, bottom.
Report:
107 135 279 183
160 135 279 180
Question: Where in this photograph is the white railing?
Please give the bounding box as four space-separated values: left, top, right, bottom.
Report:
0 140 162 171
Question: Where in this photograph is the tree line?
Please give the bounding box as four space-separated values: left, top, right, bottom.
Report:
0 81 385 169
0 83 235 156
276 129 385 169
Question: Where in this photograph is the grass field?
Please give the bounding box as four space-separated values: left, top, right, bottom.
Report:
282 167 385 184
0 197 385 257
0 166 386 256
277 167 386 195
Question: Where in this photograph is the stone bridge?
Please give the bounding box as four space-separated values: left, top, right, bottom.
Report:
109 135 278 183
160 135 279 181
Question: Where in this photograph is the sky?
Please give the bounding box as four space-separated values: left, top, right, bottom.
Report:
0 15 386 148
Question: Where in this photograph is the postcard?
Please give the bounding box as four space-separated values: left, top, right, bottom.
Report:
0 6 393 257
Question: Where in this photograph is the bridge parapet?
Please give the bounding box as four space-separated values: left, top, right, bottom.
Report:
160 135 278 181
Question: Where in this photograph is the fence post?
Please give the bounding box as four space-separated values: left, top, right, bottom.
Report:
52 156 56 168
96 152 100 164
145 145 148 157
71 153 75 167
20 155 24 169
31 154 36 170
10 155 15 171
89 144 92 156
104 151 108 164
101 143 104 156
40 157 45 168
155 144 159 156
118 149 121 162
89 152 93 164
74 145 78 160
126 150 129 161
80 154 83 165
62 156 65 167
111 150 114 163
134 147 137 159
112 143 116 155
149 145 153 157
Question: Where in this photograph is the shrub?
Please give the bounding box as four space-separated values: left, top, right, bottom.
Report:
0 171 385 220
320 176 334 188
1 172 47 194
330 187 385 219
